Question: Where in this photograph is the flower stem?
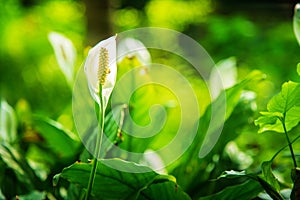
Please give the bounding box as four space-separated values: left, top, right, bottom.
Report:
85 85 105 200
282 115 297 168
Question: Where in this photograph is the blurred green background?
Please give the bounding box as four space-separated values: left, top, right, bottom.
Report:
1 0 299 114
0 0 300 182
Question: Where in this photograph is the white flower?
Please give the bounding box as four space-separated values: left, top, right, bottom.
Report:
48 32 76 86
140 150 167 174
294 3 300 45
209 57 237 100
84 36 117 108
117 38 151 66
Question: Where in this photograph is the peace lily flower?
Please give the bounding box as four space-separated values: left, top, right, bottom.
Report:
117 37 152 66
84 36 117 108
84 36 117 200
48 32 76 86
294 3 300 45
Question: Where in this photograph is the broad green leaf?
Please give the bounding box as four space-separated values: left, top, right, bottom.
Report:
262 161 280 192
255 81 300 133
0 99 17 144
267 81 300 113
200 180 262 200
32 116 80 158
139 181 191 200
219 170 283 200
293 4 300 45
80 104 127 161
297 63 300 76
282 106 300 131
66 183 85 200
55 159 190 200
255 112 283 133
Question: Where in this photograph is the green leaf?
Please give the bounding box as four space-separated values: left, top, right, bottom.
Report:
171 71 263 191
255 112 283 133
199 70 265 157
219 170 283 200
206 92 257 167
0 144 38 198
255 81 300 133
33 116 80 158
55 159 190 200
256 177 284 200
0 189 5 199
0 144 27 181
297 63 300 76
18 191 46 200
199 180 262 200
268 81 300 113
261 161 280 192
80 104 127 161
0 99 17 144
139 181 191 200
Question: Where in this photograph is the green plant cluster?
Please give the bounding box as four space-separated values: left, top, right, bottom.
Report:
0 55 266 199
1 0 300 199
2 45 299 199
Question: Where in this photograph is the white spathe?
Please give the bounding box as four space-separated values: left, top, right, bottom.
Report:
117 38 152 67
48 32 76 85
140 149 167 174
84 36 117 108
209 57 237 100
293 3 300 45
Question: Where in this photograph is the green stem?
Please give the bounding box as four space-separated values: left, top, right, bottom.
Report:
282 115 297 168
271 134 300 162
85 85 105 200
